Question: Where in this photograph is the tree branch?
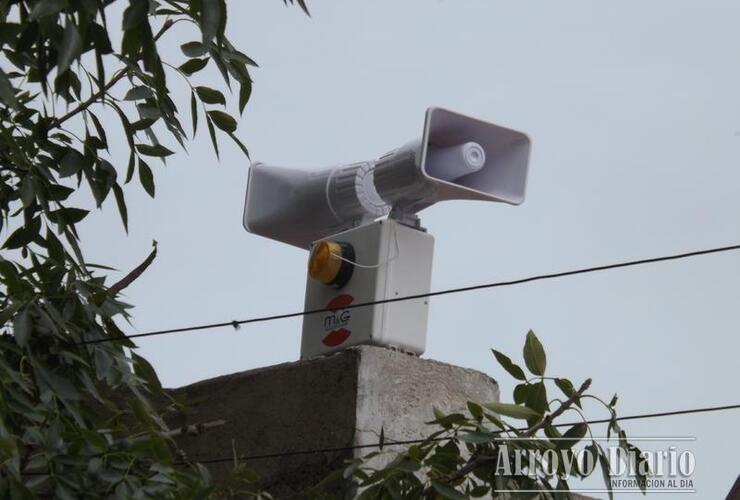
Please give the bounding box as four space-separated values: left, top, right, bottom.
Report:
48 19 174 130
523 378 591 437
49 70 127 128
427 378 593 492
108 241 158 296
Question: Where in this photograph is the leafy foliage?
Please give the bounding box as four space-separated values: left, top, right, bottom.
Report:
0 0 306 497
326 331 650 499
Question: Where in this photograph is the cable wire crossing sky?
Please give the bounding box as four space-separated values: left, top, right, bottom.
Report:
80 242 740 345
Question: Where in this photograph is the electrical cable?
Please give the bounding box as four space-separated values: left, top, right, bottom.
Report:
328 223 401 269
77 242 740 346
19 402 740 477
187 402 740 464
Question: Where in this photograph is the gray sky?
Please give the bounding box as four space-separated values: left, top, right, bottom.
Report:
80 1 739 497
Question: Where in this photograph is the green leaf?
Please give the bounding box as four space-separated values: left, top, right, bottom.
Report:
86 135 105 151
48 208 89 225
458 431 497 444
0 298 24 328
29 0 67 20
89 112 108 149
428 409 467 429
229 50 259 67
297 0 310 16
2 226 29 250
0 68 18 108
112 184 128 232
195 86 225 105
190 91 198 136
35 362 81 401
559 423 588 449
228 132 249 158
595 444 614 500
523 330 546 376
207 110 236 133
491 349 526 381
179 58 209 76
125 151 136 184
20 178 35 208
90 22 113 54
137 103 161 120
12 308 31 347
200 0 223 43
0 24 22 48
238 78 252 114
525 381 548 416
138 159 155 197
482 401 541 420
466 401 483 420
136 144 174 157
609 394 618 408
123 86 154 101
45 228 65 263
210 49 231 88
59 149 85 177
431 481 468 500
544 423 562 441
206 116 219 158
554 378 582 409
432 406 447 421
513 383 531 406
131 117 158 131
122 0 148 30
132 352 162 392
342 459 363 480
57 23 83 76
181 41 208 58
4 218 40 249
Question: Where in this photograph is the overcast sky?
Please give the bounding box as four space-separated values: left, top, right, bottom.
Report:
79 1 739 497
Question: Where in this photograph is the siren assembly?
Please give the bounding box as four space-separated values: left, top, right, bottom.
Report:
243 107 531 359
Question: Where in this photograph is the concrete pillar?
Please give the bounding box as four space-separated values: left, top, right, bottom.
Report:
169 346 500 497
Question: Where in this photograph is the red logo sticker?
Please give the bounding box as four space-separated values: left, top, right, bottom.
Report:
322 294 353 347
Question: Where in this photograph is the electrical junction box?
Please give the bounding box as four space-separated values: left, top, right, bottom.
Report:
300 219 434 359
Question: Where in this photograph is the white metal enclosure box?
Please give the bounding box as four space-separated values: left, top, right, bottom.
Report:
300 219 434 359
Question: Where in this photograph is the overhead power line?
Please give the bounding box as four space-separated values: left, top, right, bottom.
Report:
78 242 740 346
190 402 740 465
21 404 740 476
19 402 740 477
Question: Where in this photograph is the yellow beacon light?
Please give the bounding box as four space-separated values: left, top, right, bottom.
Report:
308 240 354 288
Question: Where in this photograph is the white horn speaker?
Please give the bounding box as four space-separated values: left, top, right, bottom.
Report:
372 107 531 213
243 107 530 248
